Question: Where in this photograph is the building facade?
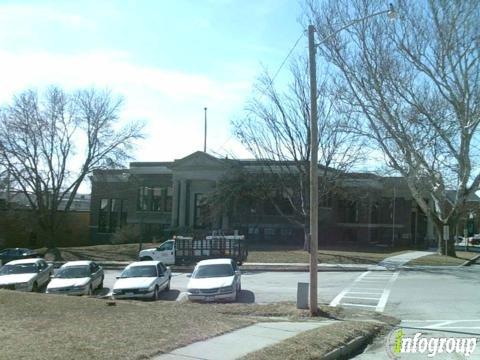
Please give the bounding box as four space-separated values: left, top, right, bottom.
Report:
89 151 438 247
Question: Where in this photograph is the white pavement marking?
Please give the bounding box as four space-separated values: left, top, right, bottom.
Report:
329 271 371 307
400 320 480 334
329 270 400 312
376 271 399 312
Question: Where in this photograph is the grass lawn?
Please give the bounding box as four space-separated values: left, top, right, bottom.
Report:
0 292 397 360
38 242 409 265
242 320 387 360
246 244 409 264
0 289 253 360
406 251 480 266
39 242 157 262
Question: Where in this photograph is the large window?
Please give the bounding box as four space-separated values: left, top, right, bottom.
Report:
339 199 359 223
137 186 172 212
98 199 109 233
194 193 209 228
98 199 127 233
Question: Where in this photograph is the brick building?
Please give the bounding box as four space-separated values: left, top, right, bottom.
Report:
89 151 441 247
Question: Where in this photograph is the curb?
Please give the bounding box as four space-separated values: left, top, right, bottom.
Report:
50 261 383 272
50 261 477 272
322 333 374 360
461 254 480 267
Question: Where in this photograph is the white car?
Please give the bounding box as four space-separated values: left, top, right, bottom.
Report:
187 258 241 302
112 261 171 300
0 258 53 292
46 261 104 296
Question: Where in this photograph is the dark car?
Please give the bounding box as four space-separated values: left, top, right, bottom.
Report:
0 248 40 266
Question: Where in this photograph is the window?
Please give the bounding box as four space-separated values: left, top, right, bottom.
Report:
339 200 358 223
194 193 209 228
319 192 333 208
110 199 120 231
158 241 173 251
137 186 172 212
165 187 173 212
98 199 109 233
98 198 128 233
157 263 164 276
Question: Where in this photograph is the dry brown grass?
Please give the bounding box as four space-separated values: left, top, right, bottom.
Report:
247 244 408 264
406 251 479 266
0 292 397 360
38 242 157 262
0 289 252 360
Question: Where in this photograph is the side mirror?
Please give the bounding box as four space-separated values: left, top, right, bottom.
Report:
186 274 192 278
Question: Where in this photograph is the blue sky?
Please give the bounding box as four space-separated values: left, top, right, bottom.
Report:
0 0 305 163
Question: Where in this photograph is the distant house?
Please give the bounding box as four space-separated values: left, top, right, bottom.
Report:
88 151 477 248
0 191 91 248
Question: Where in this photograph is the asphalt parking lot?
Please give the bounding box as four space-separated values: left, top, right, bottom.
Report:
99 269 360 303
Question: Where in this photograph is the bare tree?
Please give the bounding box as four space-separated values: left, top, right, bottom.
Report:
233 58 363 249
0 87 144 253
305 0 480 255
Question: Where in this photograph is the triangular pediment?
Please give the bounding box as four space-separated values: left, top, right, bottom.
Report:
172 151 226 169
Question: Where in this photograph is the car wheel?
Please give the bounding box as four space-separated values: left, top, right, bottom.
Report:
98 277 104 290
152 286 159 301
32 282 38 292
166 277 171 291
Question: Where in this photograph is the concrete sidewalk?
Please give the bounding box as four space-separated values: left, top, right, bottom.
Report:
377 251 434 268
154 321 335 360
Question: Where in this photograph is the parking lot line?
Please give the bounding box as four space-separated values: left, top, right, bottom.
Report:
342 296 380 300
341 303 377 308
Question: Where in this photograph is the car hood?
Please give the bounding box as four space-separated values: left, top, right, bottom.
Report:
113 277 156 290
47 277 90 289
0 273 36 285
139 248 156 256
187 276 234 290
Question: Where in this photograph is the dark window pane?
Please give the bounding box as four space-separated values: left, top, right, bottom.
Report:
98 199 109 233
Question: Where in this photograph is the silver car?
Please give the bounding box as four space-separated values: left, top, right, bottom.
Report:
46 261 104 296
0 258 53 292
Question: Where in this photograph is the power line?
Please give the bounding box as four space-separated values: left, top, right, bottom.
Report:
271 30 306 83
214 30 306 155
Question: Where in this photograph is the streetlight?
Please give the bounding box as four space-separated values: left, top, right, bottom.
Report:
308 4 396 316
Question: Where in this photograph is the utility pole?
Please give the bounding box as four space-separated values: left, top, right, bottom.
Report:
308 24 318 316
204 107 207 153
392 184 396 248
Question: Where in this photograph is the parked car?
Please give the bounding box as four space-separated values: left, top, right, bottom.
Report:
46 261 104 296
0 248 40 266
187 258 241 302
0 258 53 292
112 261 171 300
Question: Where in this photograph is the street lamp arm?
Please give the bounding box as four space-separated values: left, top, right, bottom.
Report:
314 6 395 47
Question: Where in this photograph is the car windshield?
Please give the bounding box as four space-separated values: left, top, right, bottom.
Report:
120 265 157 278
56 266 90 279
192 264 234 279
0 263 37 275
